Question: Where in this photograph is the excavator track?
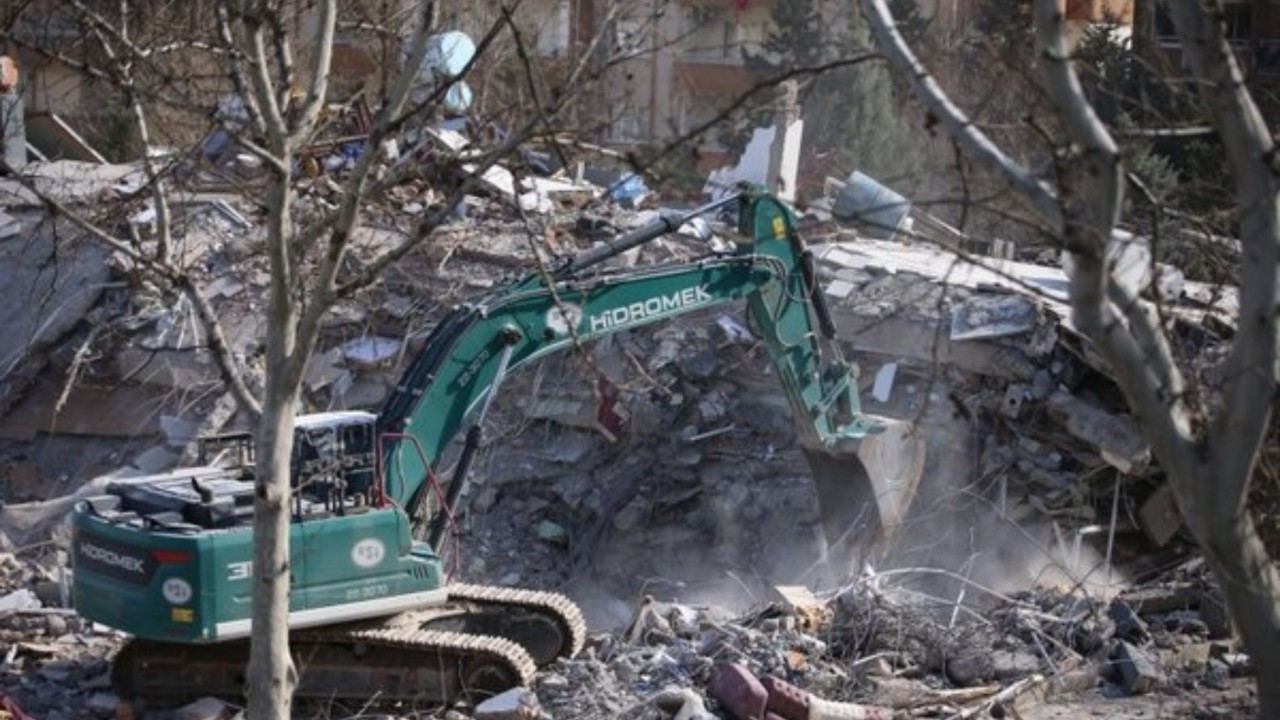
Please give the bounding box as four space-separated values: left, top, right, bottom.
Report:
111 584 582 708
441 583 587 662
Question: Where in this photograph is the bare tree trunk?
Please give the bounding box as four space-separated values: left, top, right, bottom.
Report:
858 0 1280 715
247 171 302 720
247 390 299 720
1197 467 1280 717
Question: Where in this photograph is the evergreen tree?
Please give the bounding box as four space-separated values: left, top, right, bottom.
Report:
730 0 933 197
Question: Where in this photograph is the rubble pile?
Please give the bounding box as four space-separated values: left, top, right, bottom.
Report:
0 103 1267 719
525 569 1255 720
0 537 1256 720
0 549 117 720
450 322 832 617
806 237 1241 587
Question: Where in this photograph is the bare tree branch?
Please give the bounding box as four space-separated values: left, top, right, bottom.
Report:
1032 0 1198 471
217 1 267 137
178 276 264 417
292 0 336 142
1164 0 1280 501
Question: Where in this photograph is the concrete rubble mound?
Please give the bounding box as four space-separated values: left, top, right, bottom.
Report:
0 105 1269 719
0 542 1257 719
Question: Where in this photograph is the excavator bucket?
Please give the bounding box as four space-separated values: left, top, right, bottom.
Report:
804 415 926 581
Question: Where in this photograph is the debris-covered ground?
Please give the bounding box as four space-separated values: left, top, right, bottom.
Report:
0 111 1268 719
0 544 1258 719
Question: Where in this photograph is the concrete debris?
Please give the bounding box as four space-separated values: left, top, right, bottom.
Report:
870 362 896 403
770 585 831 633
84 691 118 717
173 696 233 720
652 687 716 720
0 589 38 613
159 415 200 448
1045 391 1151 473
0 211 20 238
950 293 1038 341
303 346 345 391
131 446 178 473
342 336 401 368
715 314 754 342
535 520 568 546
474 687 541 720
1114 640 1163 694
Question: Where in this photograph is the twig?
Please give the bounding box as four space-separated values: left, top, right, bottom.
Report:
860 567 1049 614
949 674 1045 720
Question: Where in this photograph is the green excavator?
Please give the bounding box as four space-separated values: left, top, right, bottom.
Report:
70 190 925 705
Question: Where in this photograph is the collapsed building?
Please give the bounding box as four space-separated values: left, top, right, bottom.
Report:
0 115 1263 718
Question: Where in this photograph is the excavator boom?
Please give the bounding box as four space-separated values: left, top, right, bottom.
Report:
381 191 924 570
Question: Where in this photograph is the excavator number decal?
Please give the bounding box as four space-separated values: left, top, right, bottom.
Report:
344 584 390 601
227 561 252 581
351 539 386 568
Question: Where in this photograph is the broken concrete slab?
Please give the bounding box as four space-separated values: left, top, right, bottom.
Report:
771 585 831 632
653 687 716 720
0 161 146 206
114 345 216 390
0 378 168 442
0 588 39 612
0 227 111 405
871 362 897 403
132 446 178 473
826 304 1039 381
1116 582 1200 614
160 415 200 447
424 126 470 153
474 687 542 720
303 346 345 391
1114 640 1163 694
527 176 599 204
1046 391 1150 473
0 211 20 238
342 336 401 368
1157 642 1214 671
0 473 116 546
464 162 517 201
950 293 1038 341
201 274 245 300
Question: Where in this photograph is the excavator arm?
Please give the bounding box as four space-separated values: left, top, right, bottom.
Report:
378 191 924 570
